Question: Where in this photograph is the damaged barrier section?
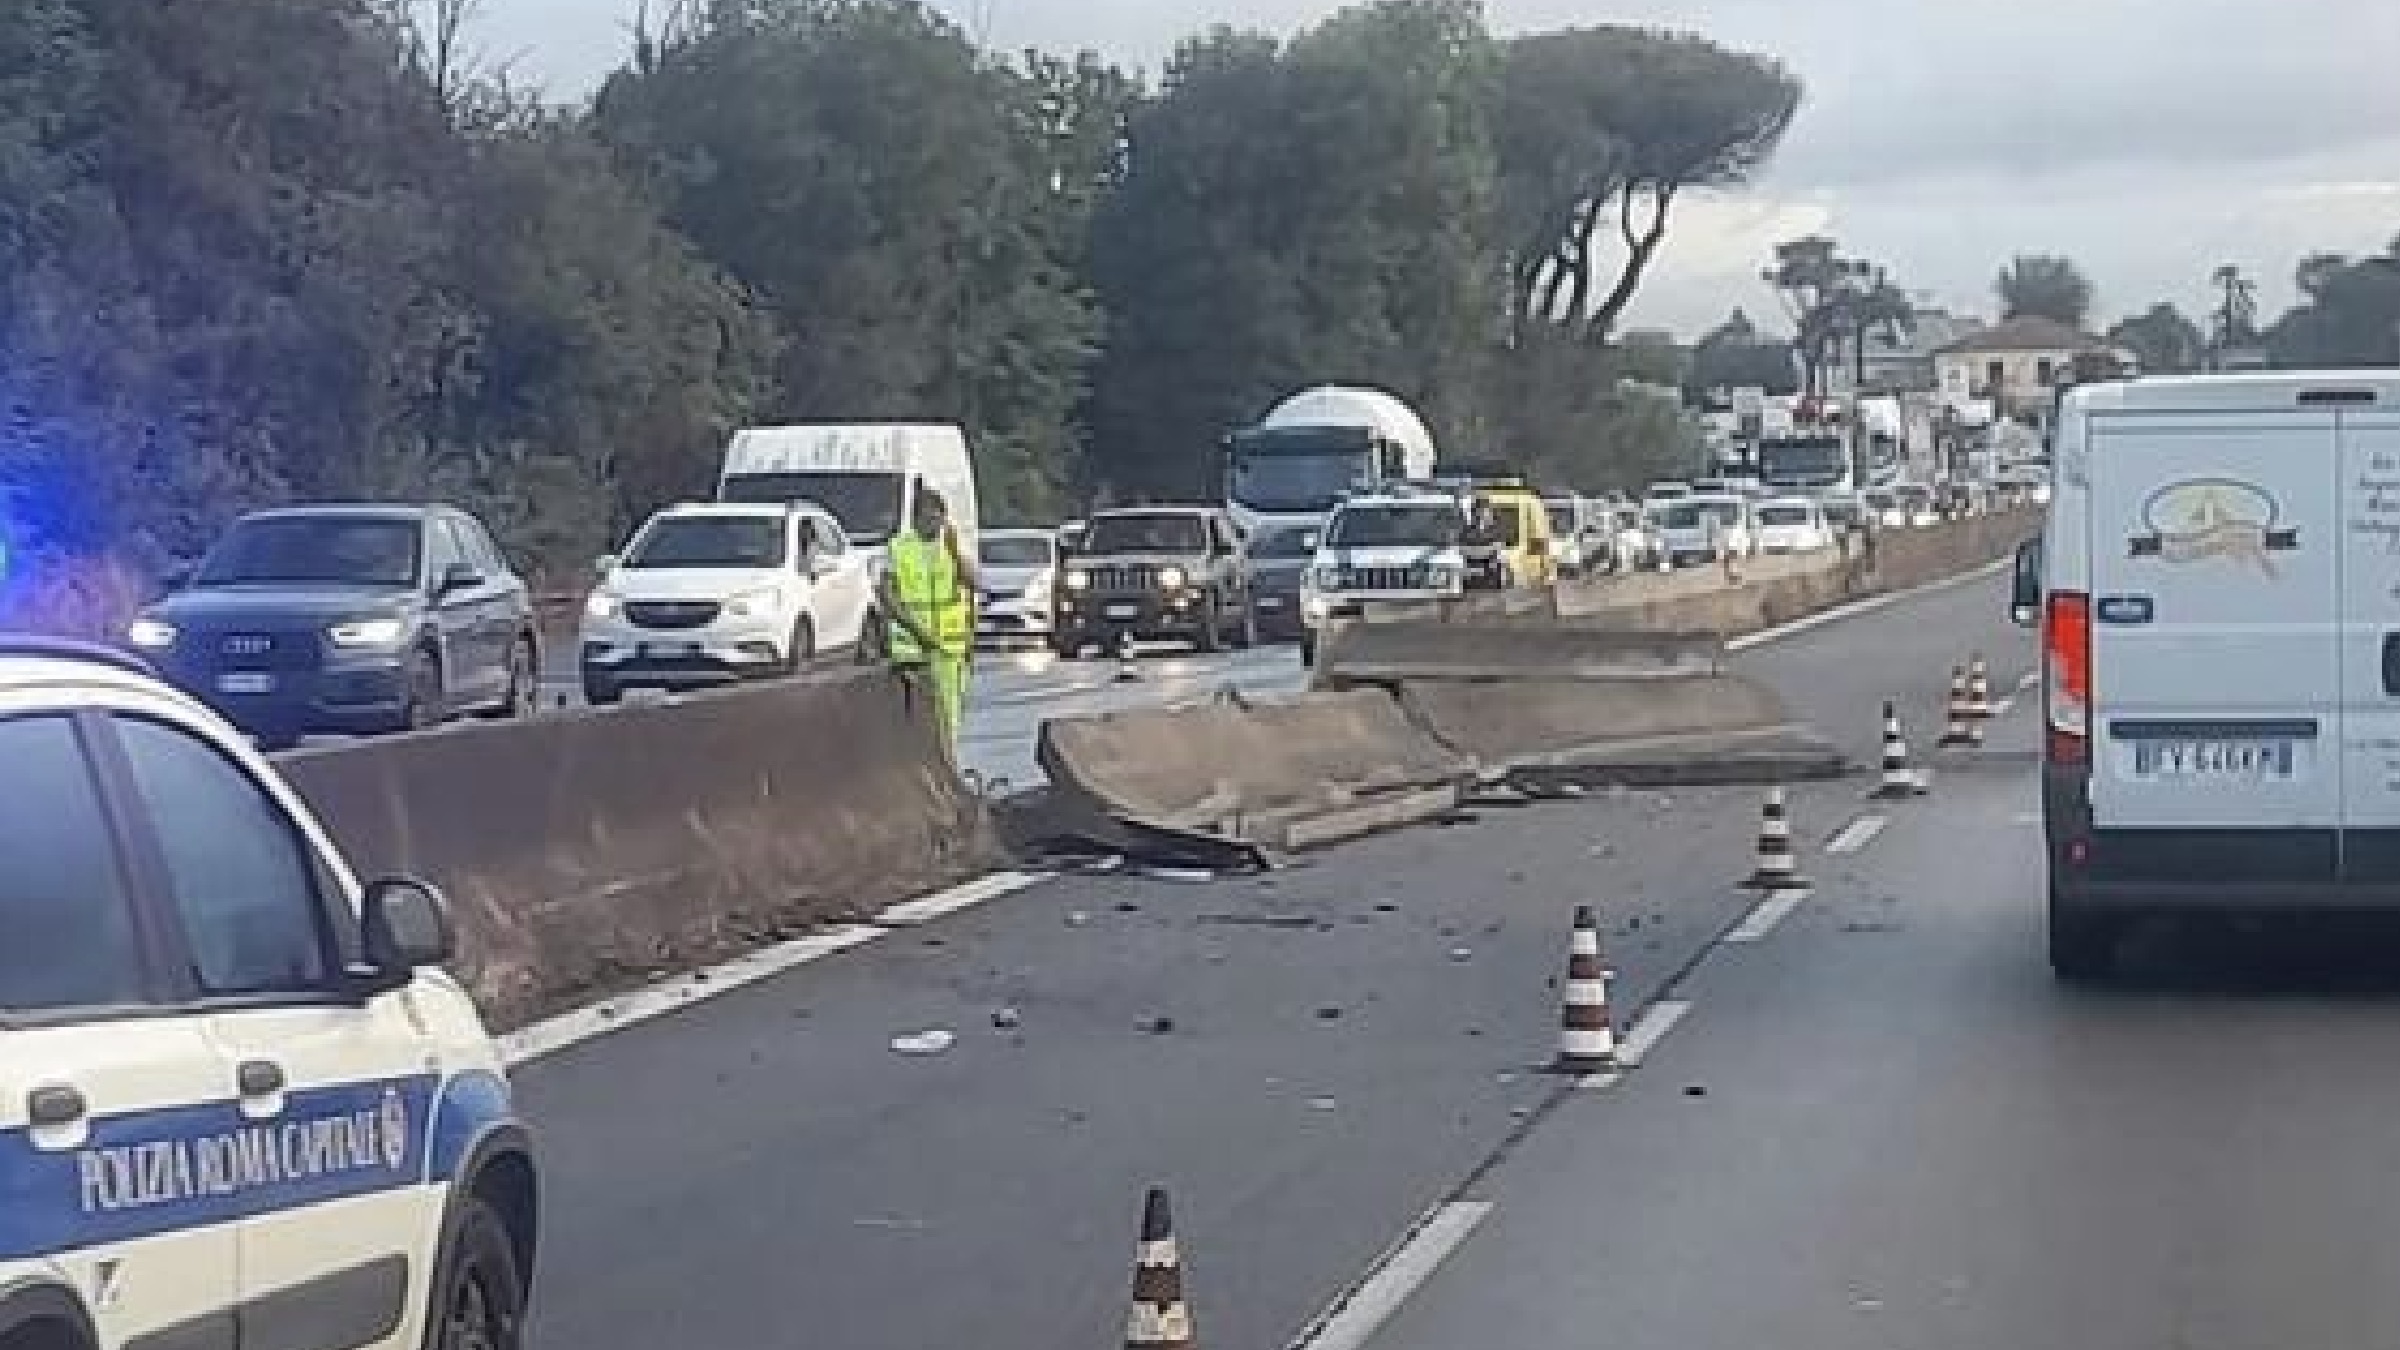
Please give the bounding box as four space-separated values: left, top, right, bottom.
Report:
282 667 996 1031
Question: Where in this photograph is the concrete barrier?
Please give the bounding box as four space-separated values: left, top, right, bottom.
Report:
280 668 992 1031
1392 675 1844 787
1315 623 1725 688
1035 688 1474 853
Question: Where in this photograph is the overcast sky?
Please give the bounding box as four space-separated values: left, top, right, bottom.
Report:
480 0 2400 338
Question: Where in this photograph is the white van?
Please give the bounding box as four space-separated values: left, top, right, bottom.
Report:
2018 371 2400 980
718 422 980 565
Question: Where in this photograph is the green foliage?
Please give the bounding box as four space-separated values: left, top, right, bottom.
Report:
1995 253 2095 329
2267 240 2400 368
2108 302 2206 374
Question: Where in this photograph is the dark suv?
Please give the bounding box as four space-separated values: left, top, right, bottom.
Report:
127 504 541 747
1053 506 1255 656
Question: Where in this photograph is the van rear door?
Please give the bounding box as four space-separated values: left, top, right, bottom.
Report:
2086 409 2340 842
2337 406 2400 877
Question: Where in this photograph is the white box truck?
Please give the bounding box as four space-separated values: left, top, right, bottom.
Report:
1223 386 1437 541
2016 370 2400 979
718 422 980 565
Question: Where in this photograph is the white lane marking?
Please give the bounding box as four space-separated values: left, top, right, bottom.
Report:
1826 815 1887 854
1290 1202 1495 1350
1725 556 2012 652
499 871 1043 1068
876 871 1041 925
1613 999 1694 1066
1722 889 1811 944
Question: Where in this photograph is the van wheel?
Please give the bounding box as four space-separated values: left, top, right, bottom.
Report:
430 1197 527 1350
402 652 444 732
2048 888 2118 984
483 637 537 719
580 670 623 707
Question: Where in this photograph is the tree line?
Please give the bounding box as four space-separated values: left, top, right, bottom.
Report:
0 0 1802 626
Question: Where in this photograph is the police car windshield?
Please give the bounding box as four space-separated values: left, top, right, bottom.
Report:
1084 513 1208 553
624 515 786 569
195 515 421 589
1329 505 1461 548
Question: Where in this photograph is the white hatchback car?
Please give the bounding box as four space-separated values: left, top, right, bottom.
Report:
0 637 536 1350
1753 497 1835 553
578 501 874 704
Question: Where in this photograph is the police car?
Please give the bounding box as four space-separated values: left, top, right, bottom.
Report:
0 637 536 1350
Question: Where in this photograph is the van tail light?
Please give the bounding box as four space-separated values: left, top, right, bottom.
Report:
2044 590 2091 766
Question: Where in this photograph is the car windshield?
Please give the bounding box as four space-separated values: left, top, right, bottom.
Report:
1693 499 1744 526
1758 505 1812 526
1249 525 1320 559
1660 503 1707 529
980 536 1055 567
1328 505 1461 548
624 515 786 569
1227 448 1374 513
720 471 905 544
194 515 421 588
1083 512 1209 553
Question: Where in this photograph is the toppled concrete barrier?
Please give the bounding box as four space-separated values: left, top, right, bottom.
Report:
1036 687 1474 854
280 668 992 1031
1315 622 1724 688
1392 674 1845 788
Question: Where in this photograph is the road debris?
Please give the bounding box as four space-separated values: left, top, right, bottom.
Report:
890 1029 955 1055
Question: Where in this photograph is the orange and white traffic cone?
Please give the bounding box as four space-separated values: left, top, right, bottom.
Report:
1744 786 1811 890
1964 653 1993 719
1870 700 1928 799
1554 905 1617 1075
1938 666 1981 748
1125 1187 1197 1350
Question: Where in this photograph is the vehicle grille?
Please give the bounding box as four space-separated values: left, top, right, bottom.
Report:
202 629 321 671
624 600 722 630
1083 563 1163 592
1338 564 1428 591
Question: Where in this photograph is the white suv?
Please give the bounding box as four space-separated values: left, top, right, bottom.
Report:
578 501 873 705
0 637 536 1350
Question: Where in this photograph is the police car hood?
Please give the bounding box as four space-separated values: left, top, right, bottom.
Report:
605 566 787 601
150 583 418 625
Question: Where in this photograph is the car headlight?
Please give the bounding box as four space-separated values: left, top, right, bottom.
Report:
1064 568 1091 591
127 618 177 649
584 592 621 619
326 617 407 649
724 587 782 619
1157 566 1187 590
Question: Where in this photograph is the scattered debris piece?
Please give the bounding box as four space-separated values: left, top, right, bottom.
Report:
890 1030 955 1055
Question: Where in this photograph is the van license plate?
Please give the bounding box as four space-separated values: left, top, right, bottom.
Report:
216 672 276 695
2133 739 2295 781
1104 602 1140 619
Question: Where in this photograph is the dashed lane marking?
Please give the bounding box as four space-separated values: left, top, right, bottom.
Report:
1826 814 1888 854
1613 999 1694 1067
1290 1201 1495 1350
1723 889 1812 944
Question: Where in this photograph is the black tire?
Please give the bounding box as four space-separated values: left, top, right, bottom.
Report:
580 669 623 707
1194 596 1224 654
781 616 816 677
483 636 537 720
854 609 886 665
2048 887 2118 984
427 1197 528 1350
1299 631 1317 667
402 650 444 732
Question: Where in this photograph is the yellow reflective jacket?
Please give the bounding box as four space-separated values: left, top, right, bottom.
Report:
886 526 970 662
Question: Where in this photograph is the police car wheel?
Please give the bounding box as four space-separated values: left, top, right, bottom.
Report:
431 1198 526 1350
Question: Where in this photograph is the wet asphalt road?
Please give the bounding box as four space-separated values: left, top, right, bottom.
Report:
514 569 2042 1350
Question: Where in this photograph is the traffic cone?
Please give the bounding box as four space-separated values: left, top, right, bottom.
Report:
1870 700 1928 799
1964 653 1993 719
1937 666 1981 748
1114 631 1140 684
1554 904 1617 1075
1744 787 1811 890
1125 1187 1197 1350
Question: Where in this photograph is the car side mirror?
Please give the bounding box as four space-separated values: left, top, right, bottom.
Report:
360 875 454 979
436 562 482 597
2010 537 2042 627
